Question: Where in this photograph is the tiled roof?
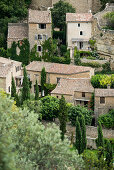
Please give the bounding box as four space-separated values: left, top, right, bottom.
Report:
0 57 22 65
0 64 12 78
8 23 28 40
66 13 92 22
51 78 94 95
26 61 93 75
28 9 51 23
95 89 114 97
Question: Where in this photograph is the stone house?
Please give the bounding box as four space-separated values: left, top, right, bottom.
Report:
26 61 94 94
94 88 114 119
0 57 22 94
51 78 94 106
66 13 93 62
7 9 52 55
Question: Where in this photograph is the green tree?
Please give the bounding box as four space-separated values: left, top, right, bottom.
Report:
41 67 46 96
97 121 104 147
106 140 113 168
89 93 95 111
35 80 39 100
59 95 68 140
18 38 30 65
11 77 16 98
75 117 82 154
51 0 75 31
7 41 17 60
81 115 87 152
30 44 41 62
22 66 30 102
74 47 81 65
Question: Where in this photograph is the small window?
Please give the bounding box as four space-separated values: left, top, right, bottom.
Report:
8 86 10 92
38 34 42 40
39 24 46 29
37 46 42 52
82 92 85 97
100 97 105 104
78 23 80 27
57 78 60 84
56 96 58 98
80 31 83 35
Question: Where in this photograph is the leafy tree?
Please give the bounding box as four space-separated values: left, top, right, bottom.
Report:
44 83 57 95
81 115 87 152
74 47 81 65
75 117 82 154
104 12 114 30
41 67 46 96
89 93 95 111
22 66 30 102
18 38 30 65
97 121 104 147
30 44 41 62
0 92 84 169
59 95 68 140
35 80 39 100
106 140 113 168
41 95 59 121
51 0 75 31
7 41 17 60
11 77 16 98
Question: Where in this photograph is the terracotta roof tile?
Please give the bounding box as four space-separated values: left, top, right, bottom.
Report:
26 61 93 75
28 9 51 23
95 89 114 97
66 13 92 22
0 57 22 65
0 64 12 78
51 78 94 95
8 23 28 40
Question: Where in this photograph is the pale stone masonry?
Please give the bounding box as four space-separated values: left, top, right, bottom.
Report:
0 57 23 94
7 9 52 55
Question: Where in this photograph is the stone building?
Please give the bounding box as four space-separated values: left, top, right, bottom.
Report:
7 9 52 55
26 61 94 94
0 57 22 94
66 13 93 62
51 78 94 105
94 88 114 119
31 0 101 14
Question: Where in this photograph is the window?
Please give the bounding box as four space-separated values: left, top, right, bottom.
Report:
43 34 46 40
84 101 88 106
82 92 85 97
37 46 42 52
79 42 83 49
8 86 10 92
80 31 83 35
78 23 80 27
39 24 46 29
57 78 60 84
38 34 42 40
100 97 105 104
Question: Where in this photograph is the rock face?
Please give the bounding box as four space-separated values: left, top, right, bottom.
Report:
30 0 101 13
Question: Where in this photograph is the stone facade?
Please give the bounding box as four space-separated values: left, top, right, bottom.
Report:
0 57 22 94
31 0 101 13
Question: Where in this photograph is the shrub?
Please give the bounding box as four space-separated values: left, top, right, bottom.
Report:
68 105 92 126
41 95 59 121
104 12 114 30
98 109 114 129
81 61 102 68
74 47 81 65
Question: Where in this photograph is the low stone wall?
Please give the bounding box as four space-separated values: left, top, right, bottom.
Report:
87 137 97 149
81 58 107 64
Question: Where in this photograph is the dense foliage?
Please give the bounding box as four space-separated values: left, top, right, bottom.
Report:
97 121 104 148
41 67 46 96
35 80 39 100
41 95 59 121
68 105 92 126
91 74 114 88
0 90 84 170
75 117 82 154
74 47 81 65
0 0 31 48
98 109 114 128
104 12 114 30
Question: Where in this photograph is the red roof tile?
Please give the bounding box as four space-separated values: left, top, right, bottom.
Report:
66 13 92 22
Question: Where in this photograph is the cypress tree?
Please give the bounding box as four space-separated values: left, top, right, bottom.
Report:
59 95 68 141
35 80 39 100
75 117 82 154
106 140 113 168
10 41 17 60
22 66 30 102
41 67 46 97
81 115 87 152
97 121 104 147
11 76 16 98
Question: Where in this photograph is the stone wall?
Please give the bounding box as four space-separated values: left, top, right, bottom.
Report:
31 0 101 13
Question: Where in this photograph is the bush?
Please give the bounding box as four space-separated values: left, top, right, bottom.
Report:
98 109 114 129
41 95 59 121
68 105 92 126
104 12 114 30
81 61 102 68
